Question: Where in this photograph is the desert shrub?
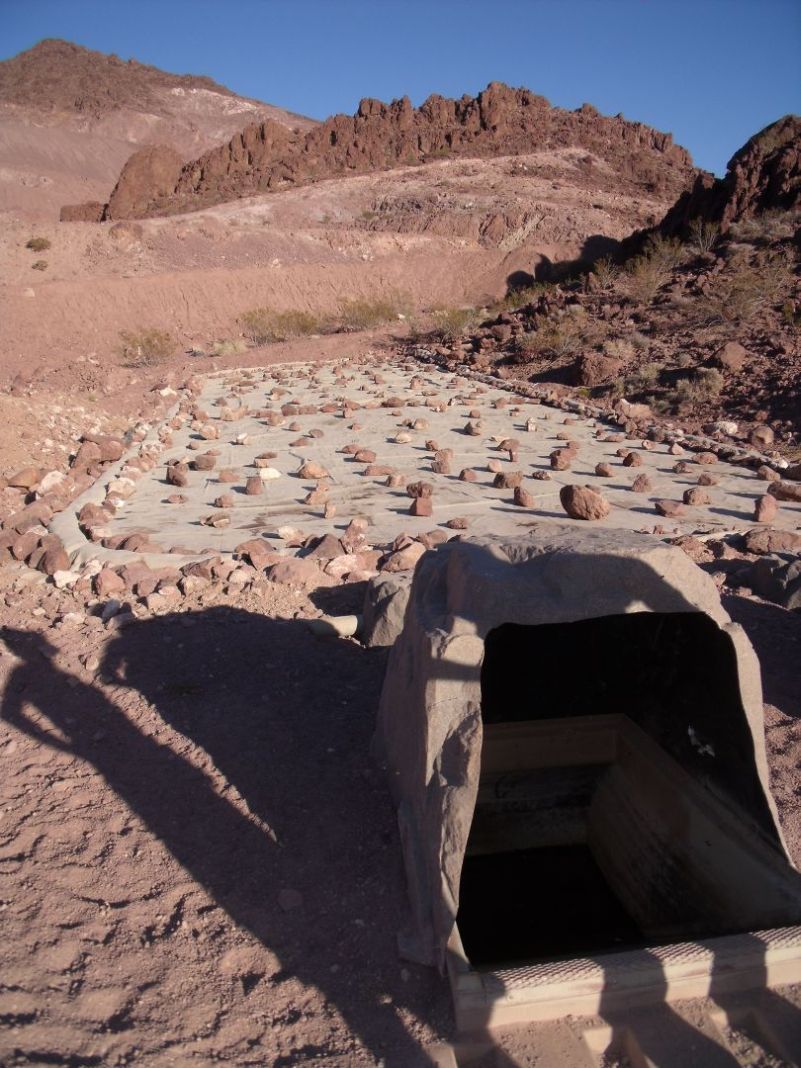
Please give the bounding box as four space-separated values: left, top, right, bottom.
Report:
240 308 276 344
210 339 249 357
26 236 51 252
729 208 801 244
495 283 548 313
119 328 175 367
629 330 651 351
272 310 325 338
673 368 725 408
591 256 620 288
430 306 479 343
645 234 686 270
31 260 48 271
240 307 325 343
625 254 670 303
625 235 685 303
517 310 601 358
626 361 662 393
688 218 719 254
602 337 635 361
338 296 403 332
698 249 795 325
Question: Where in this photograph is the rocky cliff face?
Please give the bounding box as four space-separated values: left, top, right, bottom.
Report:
69 82 697 221
658 115 801 235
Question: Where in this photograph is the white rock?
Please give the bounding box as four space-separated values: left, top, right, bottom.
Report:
258 467 282 481
101 599 122 621
106 477 136 499
52 570 80 589
38 470 66 493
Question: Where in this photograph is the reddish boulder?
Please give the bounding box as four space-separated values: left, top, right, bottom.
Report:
559 485 610 521
753 495 778 524
768 481 801 503
654 499 686 517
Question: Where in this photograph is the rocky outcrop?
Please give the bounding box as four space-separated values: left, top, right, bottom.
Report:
68 82 697 221
104 145 184 221
658 115 801 236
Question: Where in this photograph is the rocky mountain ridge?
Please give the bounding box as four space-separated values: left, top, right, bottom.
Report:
63 81 698 221
656 114 801 237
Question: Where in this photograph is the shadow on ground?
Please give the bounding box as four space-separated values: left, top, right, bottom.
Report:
2 608 449 1066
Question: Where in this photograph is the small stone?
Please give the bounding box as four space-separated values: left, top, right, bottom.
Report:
550 448 575 471
304 486 329 506
7 467 42 490
191 454 216 471
595 463 613 477
683 487 711 506
306 533 345 560
631 473 652 493
459 469 478 483
410 498 433 517
654 499 686 517
268 558 321 588
165 493 188 504
757 465 780 482
768 481 801 503
297 460 329 480
697 473 720 486
622 452 642 468
513 486 535 507
493 471 523 489
245 476 263 496
218 468 239 482
754 495 778 524
166 463 189 487
381 542 426 572
750 425 775 448
407 481 433 499
95 568 126 597
446 517 469 530
40 547 70 575
213 493 235 509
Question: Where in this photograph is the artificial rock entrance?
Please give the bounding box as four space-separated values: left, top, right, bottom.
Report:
375 527 801 1028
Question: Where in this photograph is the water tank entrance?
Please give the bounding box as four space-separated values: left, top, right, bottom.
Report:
457 614 797 969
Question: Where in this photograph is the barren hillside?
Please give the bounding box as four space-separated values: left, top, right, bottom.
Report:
0 39 316 218
1 149 676 379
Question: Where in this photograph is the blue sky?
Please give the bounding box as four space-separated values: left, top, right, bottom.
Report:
2 0 799 175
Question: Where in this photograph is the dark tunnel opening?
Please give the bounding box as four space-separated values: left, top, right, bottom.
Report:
457 612 794 969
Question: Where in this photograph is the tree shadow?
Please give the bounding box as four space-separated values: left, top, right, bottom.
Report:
1 612 442 1066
